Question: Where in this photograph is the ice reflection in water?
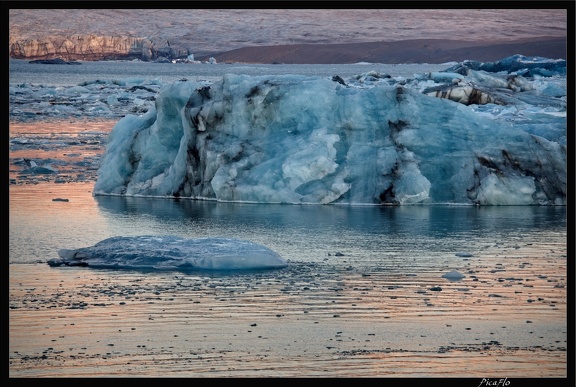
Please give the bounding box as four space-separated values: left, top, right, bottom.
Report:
10 181 566 270
93 194 566 267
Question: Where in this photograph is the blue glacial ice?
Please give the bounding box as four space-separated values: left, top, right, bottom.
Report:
93 55 566 205
48 236 288 271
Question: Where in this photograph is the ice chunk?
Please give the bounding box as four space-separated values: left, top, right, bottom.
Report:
48 236 287 271
442 271 466 281
93 58 566 206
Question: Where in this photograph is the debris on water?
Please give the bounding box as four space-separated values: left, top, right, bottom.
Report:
455 252 474 257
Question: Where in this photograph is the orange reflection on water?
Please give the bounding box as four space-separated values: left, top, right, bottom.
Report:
9 120 115 182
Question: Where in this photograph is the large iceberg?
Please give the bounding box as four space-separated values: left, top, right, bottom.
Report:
48 236 288 271
93 56 566 205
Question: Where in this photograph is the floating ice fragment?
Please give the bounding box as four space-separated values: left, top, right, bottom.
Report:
20 159 57 175
47 236 287 271
442 271 466 281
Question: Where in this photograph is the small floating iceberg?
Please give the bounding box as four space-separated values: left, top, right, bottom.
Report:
47 236 288 271
20 159 57 175
441 271 466 282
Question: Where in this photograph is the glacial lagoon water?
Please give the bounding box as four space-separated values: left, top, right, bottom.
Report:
8 178 569 377
9 58 449 86
9 180 568 268
9 60 569 377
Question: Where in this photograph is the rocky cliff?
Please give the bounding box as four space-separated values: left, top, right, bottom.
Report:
9 34 191 61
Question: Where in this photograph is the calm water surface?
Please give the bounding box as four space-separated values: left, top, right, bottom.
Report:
9 58 448 86
9 181 567 268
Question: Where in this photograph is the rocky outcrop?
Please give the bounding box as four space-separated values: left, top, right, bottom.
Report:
9 34 191 62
